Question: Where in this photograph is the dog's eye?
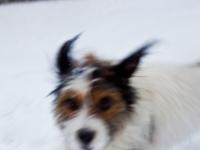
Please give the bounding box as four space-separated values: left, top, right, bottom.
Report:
64 97 79 110
98 97 112 111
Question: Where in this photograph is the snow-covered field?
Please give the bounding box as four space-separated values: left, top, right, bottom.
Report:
0 0 200 149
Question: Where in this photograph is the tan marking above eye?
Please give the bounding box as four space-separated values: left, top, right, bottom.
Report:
54 90 84 122
55 87 127 123
90 88 126 121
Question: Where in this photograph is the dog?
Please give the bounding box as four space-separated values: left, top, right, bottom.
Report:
51 35 200 150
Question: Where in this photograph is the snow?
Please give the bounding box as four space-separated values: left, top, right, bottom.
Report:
0 0 200 149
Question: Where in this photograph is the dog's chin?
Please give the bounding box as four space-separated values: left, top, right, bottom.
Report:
82 145 93 150
80 144 107 150
81 147 103 150
66 141 108 150
72 146 103 150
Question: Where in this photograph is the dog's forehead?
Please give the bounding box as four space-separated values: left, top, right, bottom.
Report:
58 54 114 97
61 67 98 95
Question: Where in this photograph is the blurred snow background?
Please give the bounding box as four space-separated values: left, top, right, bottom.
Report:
0 0 200 150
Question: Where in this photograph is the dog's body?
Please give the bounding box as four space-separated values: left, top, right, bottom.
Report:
104 64 200 150
52 35 200 150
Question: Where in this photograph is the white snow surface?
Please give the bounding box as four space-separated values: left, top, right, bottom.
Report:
0 0 200 150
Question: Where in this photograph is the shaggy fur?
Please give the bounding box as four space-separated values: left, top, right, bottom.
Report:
52 36 200 150
104 64 200 150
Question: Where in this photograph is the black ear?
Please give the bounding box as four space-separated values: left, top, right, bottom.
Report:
56 34 80 78
113 41 156 79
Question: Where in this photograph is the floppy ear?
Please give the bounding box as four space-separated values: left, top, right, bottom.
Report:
112 42 156 79
56 34 80 79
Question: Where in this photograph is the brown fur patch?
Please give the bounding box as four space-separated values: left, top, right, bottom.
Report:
55 90 84 123
83 54 99 66
90 87 126 122
55 86 127 123
54 73 131 134
83 53 112 67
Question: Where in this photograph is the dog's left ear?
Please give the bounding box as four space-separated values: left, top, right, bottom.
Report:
56 34 80 80
112 42 156 79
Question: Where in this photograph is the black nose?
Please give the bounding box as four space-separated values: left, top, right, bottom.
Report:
77 128 95 145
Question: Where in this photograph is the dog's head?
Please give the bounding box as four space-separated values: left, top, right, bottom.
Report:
52 35 154 150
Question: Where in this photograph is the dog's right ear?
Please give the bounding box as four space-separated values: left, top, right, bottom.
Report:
111 41 157 79
56 34 80 80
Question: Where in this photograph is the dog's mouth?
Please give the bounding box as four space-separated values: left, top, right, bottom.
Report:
82 146 92 150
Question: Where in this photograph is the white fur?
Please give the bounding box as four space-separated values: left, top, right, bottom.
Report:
105 64 200 150
58 64 200 150
61 105 109 150
62 67 95 95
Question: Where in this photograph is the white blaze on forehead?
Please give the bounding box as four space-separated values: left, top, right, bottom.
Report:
62 67 95 95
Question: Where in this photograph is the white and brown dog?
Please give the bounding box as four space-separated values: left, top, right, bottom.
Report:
51 35 200 150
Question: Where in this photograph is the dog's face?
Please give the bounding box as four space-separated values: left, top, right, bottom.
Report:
52 35 154 150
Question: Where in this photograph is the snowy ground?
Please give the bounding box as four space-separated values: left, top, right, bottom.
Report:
0 0 200 150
